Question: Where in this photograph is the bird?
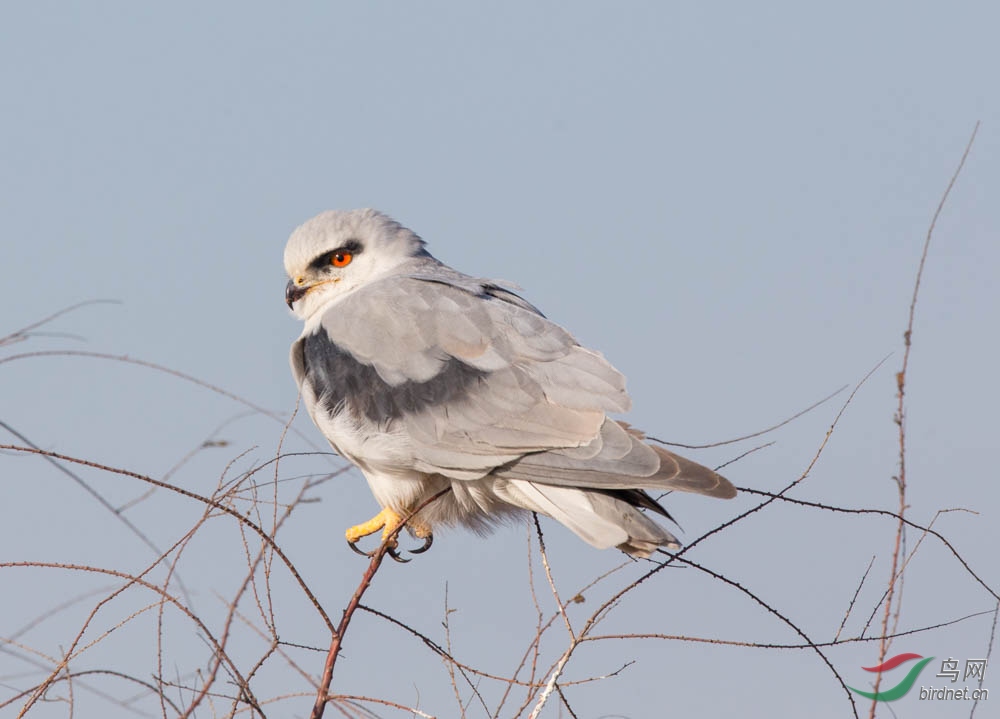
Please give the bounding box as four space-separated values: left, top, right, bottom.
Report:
284 209 736 561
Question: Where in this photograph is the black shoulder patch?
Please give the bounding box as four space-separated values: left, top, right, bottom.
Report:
302 327 488 424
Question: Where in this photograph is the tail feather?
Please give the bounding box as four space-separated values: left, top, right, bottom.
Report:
497 479 680 558
487 420 736 557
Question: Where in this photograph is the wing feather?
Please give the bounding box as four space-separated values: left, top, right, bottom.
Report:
496 480 680 553
494 420 737 499
292 270 734 503
292 273 628 476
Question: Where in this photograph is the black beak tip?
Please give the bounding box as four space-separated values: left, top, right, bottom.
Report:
285 281 305 309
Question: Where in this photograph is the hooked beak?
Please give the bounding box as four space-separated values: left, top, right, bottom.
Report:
285 279 308 308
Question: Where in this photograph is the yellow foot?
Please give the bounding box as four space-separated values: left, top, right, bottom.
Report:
345 507 404 546
345 508 434 561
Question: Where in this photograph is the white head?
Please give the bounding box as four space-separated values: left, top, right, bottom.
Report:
284 209 430 320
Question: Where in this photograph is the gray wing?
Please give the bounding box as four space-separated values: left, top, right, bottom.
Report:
493 420 737 498
291 269 734 499
291 271 625 471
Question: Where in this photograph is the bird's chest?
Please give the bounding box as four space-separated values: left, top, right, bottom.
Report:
298 329 429 467
302 378 415 472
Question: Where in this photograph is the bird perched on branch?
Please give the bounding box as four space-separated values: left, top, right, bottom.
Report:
284 209 735 561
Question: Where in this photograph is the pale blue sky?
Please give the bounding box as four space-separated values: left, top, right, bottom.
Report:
2 3 998 718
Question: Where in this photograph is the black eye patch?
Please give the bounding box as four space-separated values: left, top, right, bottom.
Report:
309 239 363 270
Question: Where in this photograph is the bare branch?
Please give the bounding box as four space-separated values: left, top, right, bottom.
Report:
649 384 847 449
869 122 980 717
310 489 451 719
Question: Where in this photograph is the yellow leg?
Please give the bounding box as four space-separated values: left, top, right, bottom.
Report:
345 507 405 546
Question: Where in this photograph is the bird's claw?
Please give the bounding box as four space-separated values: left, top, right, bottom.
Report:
345 506 435 561
345 533 433 562
410 533 433 554
347 538 375 558
387 546 411 563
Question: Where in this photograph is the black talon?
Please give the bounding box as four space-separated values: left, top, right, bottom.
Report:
346 532 431 561
347 539 375 558
388 546 411 563
410 533 434 554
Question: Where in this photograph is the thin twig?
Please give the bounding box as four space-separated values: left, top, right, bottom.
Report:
970 601 999 719
737 488 995 602
442 585 464 716
0 349 322 449
554 684 579 719
0 443 334 634
0 421 175 575
332 695 437 718
868 121 979 718
649 385 846 449
310 489 451 719
532 515 574 642
0 299 120 346
835 556 876 642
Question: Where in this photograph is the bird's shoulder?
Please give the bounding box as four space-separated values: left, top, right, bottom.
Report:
305 267 576 376
289 264 632 477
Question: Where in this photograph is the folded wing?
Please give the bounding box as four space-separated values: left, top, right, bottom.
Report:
291 270 734 502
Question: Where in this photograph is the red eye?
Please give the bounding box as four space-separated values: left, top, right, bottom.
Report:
331 251 353 268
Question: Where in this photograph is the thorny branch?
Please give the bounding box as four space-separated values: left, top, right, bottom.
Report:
310 489 452 719
867 121 980 718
